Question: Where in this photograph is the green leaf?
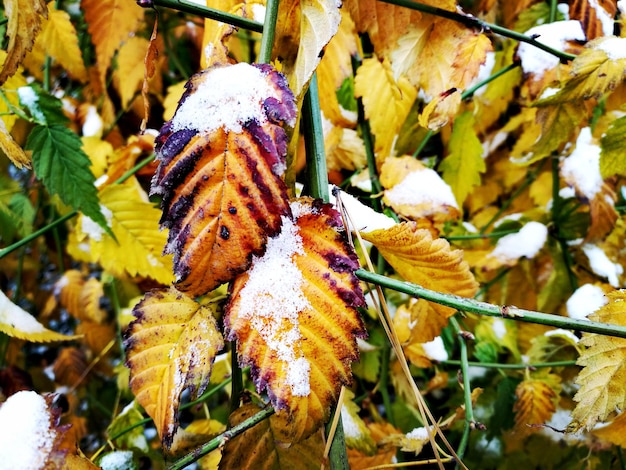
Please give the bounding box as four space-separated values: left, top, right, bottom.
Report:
441 111 485 206
489 377 521 437
8 193 35 237
336 76 357 112
600 115 626 178
17 84 69 126
107 401 149 452
26 124 110 234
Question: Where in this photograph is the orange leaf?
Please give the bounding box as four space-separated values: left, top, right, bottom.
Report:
361 222 478 319
0 0 47 85
226 198 366 442
114 36 150 109
124 287 224 449
152 63 296 296
220 403 325 468
82 0 144 81
513 376 560 437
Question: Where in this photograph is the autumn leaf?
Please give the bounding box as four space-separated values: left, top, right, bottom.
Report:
272 0 341 97
152 62 296 296
68 180 174 284
341 389 377 455
0 0 47 85
354 57 417 166
361 222 478 319
0 117 30 169
571 290 626 430
513 375 560 437
226 198 366 443
380 156 460 222
124 287 224 449
81 0 144 81
441 111 486 206
0 289 78 342
220 403 325 468
114 36 150 109
600 115 626 178
591 410 626 447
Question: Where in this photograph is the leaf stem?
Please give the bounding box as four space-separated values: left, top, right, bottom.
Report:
378 0 576 62
167 406 275 470
461 63 519 100
257 0 279 64
441 359 577 369
148 0 263 33
445 230 518 241
302 74 330 202
355 269 626 338
230 343 243 413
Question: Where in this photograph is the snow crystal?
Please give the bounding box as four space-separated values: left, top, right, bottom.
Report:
340 405 362 439
545 329 580 343
488 222 548 263
0 290 48 334
422 336 448 362
81 205 113 242
566 284 607 320
0 391 56 469
582 244 623 287
384 167 459 209
597 36 626 60
99 450 134 470
561 127 603 200
492 318 507 340
329 186 396 233
517 21 585 76
235 207 312 397
589 0 615 36
250 4 266 23
82 105 103 137
171 63 293 134
406 426 431 441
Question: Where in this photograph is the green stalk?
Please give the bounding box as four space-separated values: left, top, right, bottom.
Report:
445 230 518 241
168 407 275 470
229 342 243 413
302 74 330 202
326 407 350 470
0 154 155 259
149 0 263 33
441 360 577 369
355 269 626 338
257 0 279 64
379 0 575 62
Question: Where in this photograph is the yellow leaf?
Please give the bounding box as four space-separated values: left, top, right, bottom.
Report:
114 36 149 109
513 376 560 437
82 0 144 81
37 2 87 82
341 389 377 455
0 51 27 132
395 298 451 345
0 289 78 342
347 421 399 469
379 156 460 222
600 115 626 178
418 88 461 130
124 287 224 449
362 223 478 320
592 410 626 446
220 403 325 468
68 180 174 284
326 127 366 172
355 57 416 166
163 80 186 121
226 198 366 443
572 290 626 430
81 136 113 179
441 111 486 206
273 0 342 97
152 63 296 296
0 117 30 169
0 0 47 84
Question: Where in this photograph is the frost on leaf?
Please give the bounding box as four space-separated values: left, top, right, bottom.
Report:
226 197 366 443
152 62 296 297
123 287 224 450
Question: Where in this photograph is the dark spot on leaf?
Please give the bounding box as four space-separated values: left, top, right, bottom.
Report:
323 251 359 274
228 207 237 214
220 226 230 240
157 128 198 165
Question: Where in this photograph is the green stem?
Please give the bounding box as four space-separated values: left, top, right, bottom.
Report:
379 342 395 426
0 154 155 260
230 342 243 413
148 0 263 33
379 0 576 62
257 0 279 64
412 130 434 158
326 407 350 470
441 360 577 369
445 230 518 241
549 0 558 23
168 407 275 470
358 100 382 207
461 63 519 100
355 269 626 338
302 74 330 202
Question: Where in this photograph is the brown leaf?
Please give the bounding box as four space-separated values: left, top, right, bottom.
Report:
226 198 366 443
0 0 47 85
513 376 560 438
220 403 325 469
52 347 87 387
124 287 224 449
570 0 617 40
0 115 30 169
152 62 296 296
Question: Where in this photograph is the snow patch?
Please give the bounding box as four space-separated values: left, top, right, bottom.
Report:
82 105 103 138
561 128 603 200
340 406 362 439
329 186 396 233
545 329 580 343
589 0 615 36
81 205 113 242
0 391 56 469
597 36 626 60
488 222 548 263
566 284 607 320
406 426 431 440
385 167 458 209
234 205 312 397
422 336 448 362
582 244 623 287
517 21 585 76
492 318 507 340
99 450 135 470
0 290 49 334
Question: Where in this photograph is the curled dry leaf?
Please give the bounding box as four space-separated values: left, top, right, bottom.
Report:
124 287 224 449
152 62 296 297
226 198 366 443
